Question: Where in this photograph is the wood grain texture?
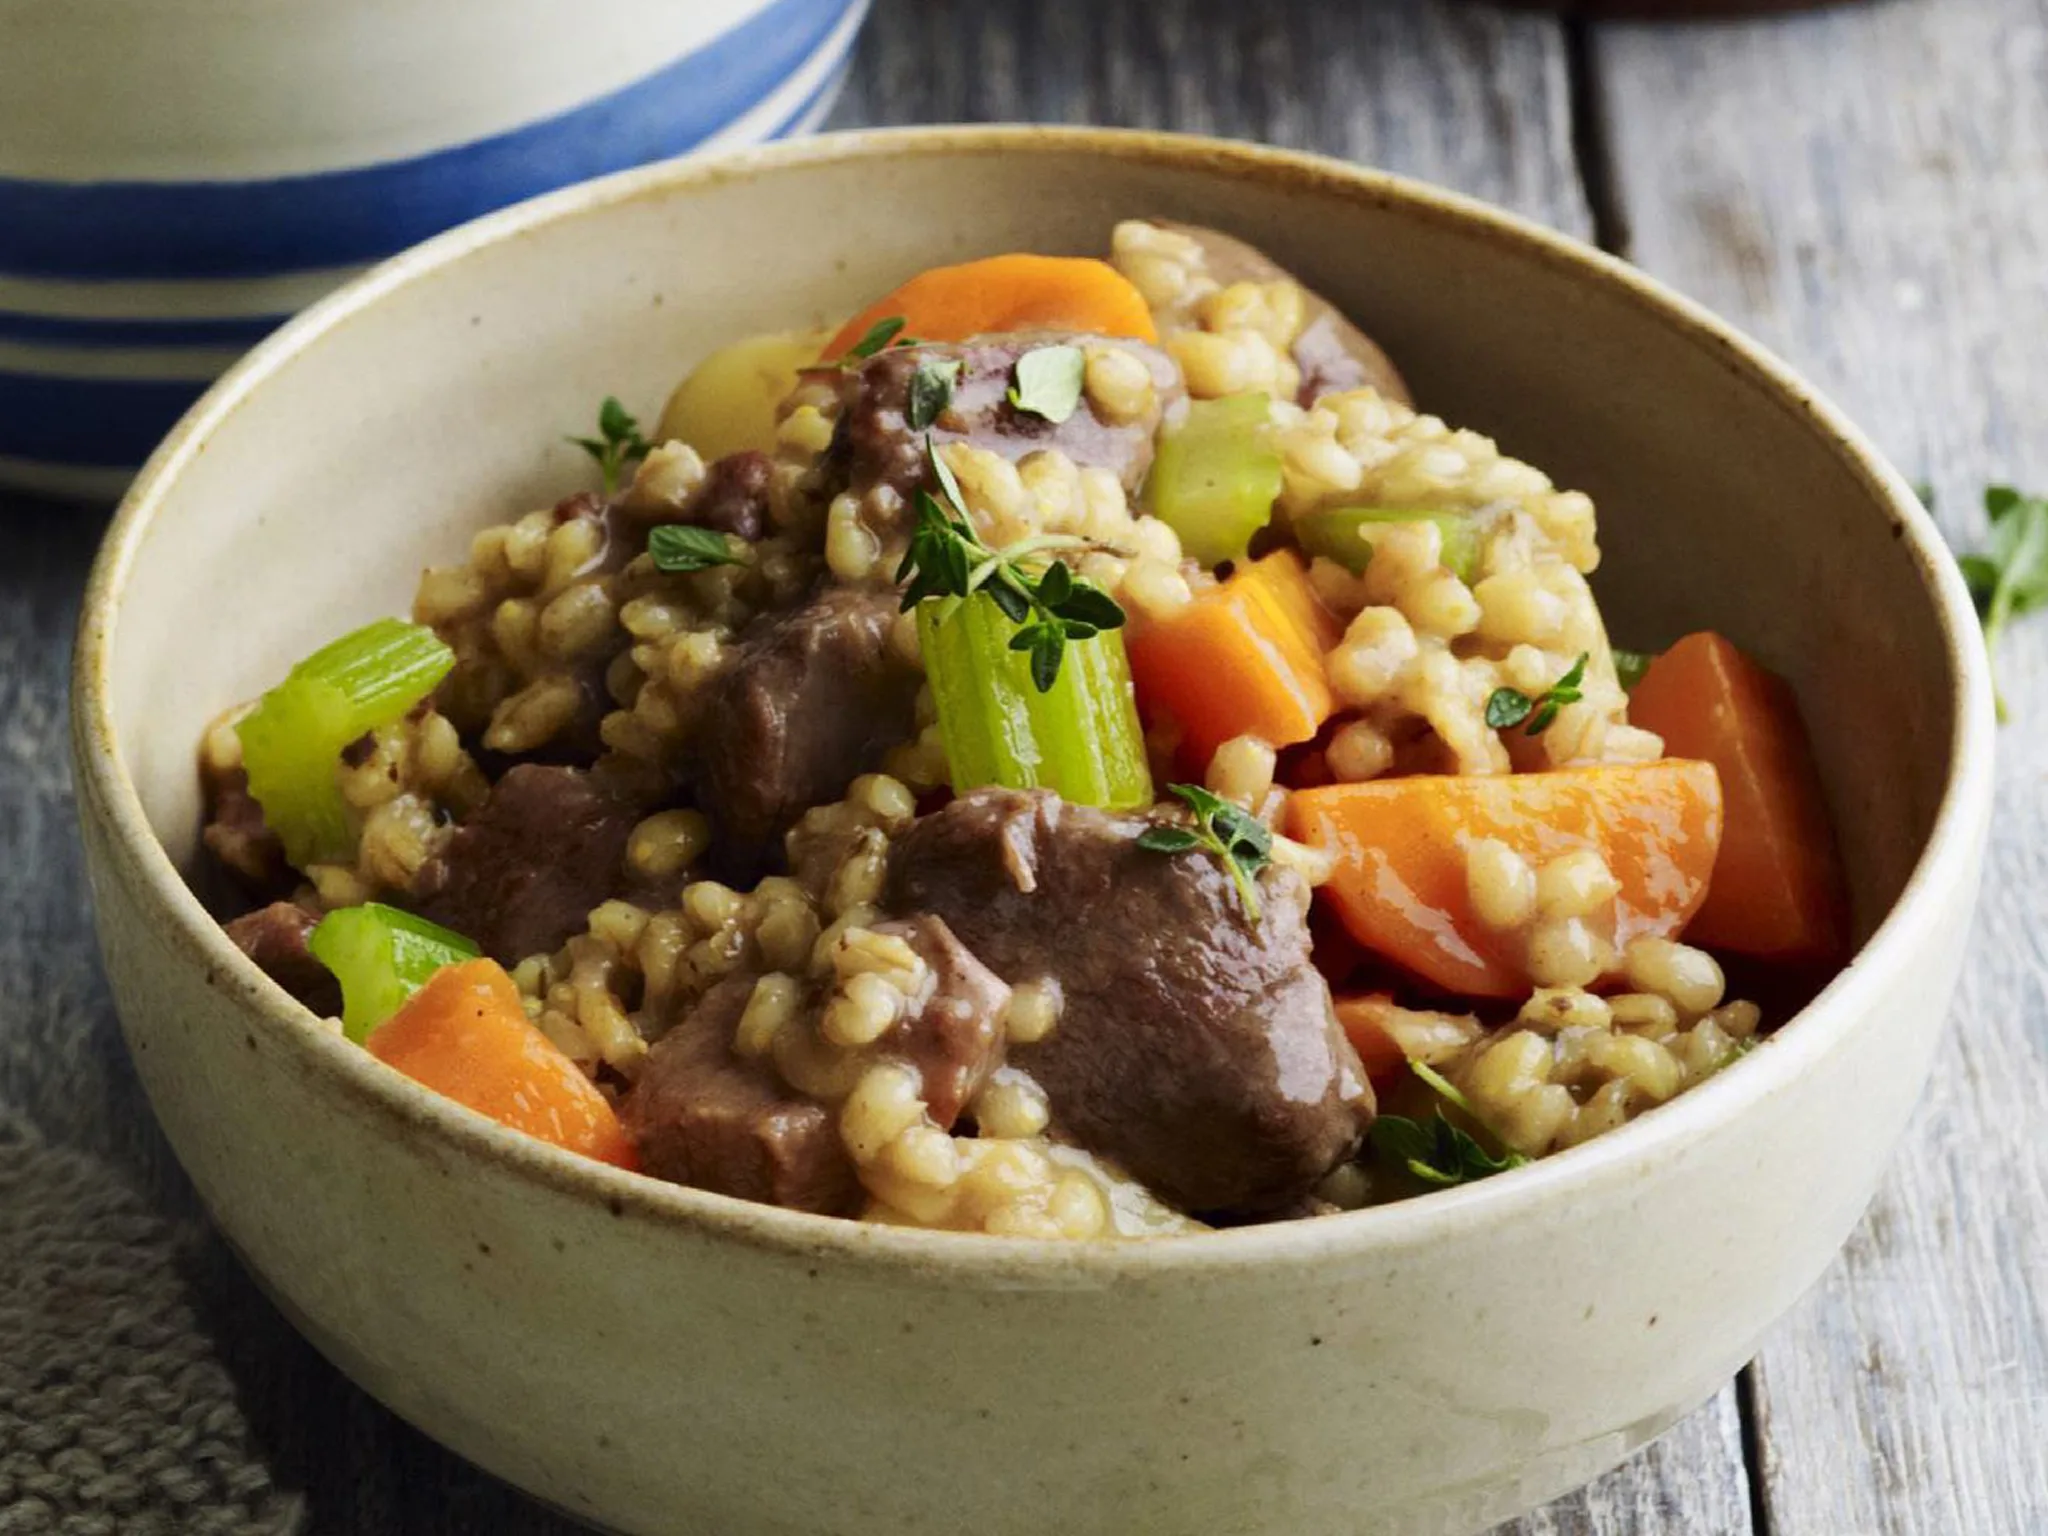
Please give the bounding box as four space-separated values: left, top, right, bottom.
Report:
1595 3 2048 1532
827 0 1594 233
0 2 1786 1531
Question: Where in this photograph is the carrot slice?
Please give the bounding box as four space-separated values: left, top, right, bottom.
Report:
1287 762 1724 999
1625 633 1849 963
824 254 1157 357
1126 550 1341 774
367 958 636 1168
1332 995 1411 1086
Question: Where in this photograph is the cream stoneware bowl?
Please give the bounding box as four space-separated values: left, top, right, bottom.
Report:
73 128 1995 1536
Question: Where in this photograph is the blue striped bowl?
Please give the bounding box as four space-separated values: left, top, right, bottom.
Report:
0 0 868 499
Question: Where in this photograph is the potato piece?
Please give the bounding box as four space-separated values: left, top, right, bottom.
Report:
656 326 832 461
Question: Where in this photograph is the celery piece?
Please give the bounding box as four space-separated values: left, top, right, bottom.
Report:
1144 393 1284 569
234 618 455 868
1294 506 1480 584
307 901 479 1042
919 594 1154 811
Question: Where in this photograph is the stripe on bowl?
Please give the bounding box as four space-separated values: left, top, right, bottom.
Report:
0 0 861 281
0 11 862 493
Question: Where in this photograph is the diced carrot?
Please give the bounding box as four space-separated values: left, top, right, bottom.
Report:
1332 993 1485 1089
824 254 1157 357
1126 550 1340 773
367 959 636 1169
1287 761 1724 999
1332 994 1410 1086
1625 633 1849 963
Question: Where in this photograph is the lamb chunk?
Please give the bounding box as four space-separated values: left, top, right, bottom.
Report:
831 333 1183 502
888 788 1371 1214
862 914 1009 1128
224 901 342 1017
693 588 920 860
411 764 645 963
621 977 861 1216
201 765 288 899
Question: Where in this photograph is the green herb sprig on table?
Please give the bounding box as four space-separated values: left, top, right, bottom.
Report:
1136 783 1274 923
896 436 1126 692
1955 486 2048 723
648 524 746 574
1485 651 1590 736
1370 1061 1529 1189
567 396 656 495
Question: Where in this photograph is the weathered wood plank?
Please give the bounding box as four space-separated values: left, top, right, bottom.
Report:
1594 4 2048 1532
828 0 1593 233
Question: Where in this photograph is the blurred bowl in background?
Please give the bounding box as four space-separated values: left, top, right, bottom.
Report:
0 0 869 500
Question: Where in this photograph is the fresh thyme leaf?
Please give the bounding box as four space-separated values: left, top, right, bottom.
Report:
1056 584 1127 632
927 436 969 518
566 394 655 495
648 524 744 574
1369 1059 1528 1188
1007 343 1087 424
1485 687 1534 730
1134 826 1204 854
1144 783 1272 922
845 316 907 359
1612 647 1655 691
1370 1113 1523 1188
598 396 635 443
1026 627 1063 693
907 356 962 431
894 433 1129 690
1485 651 1591 737
1955 485 2048 722
986 576 1033 624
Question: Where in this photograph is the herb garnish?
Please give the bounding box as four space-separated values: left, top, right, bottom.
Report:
1369 1061 1529 1188
648 524 745 574
1611 647 1654 692
844 315 909 359
906 356 962 431
1007 343 1086 424
1136 783 1274 922
896 436 1126 691
1485 652 1590 735
568 396 656 495
1956 486 2048 723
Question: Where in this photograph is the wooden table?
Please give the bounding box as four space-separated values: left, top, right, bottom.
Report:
4 1 2042 1529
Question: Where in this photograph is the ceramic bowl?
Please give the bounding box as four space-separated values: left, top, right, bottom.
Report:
72 127 1994 1536
0 0 869 500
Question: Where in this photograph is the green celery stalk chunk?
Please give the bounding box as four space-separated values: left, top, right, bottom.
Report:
918 595 1154 811
1293 506 1481 584
1143 393 1284 569
234 618 455 869
307 901 479 1042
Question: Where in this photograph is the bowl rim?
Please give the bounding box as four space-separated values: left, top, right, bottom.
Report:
71 123 1997 1279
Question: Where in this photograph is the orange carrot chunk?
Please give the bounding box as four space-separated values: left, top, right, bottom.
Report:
367 959 636 1169
1126 550 1341 774
1625 632 1849 963
1331 994 1412 1087
824 254 1157 357
1287 762 1724 999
